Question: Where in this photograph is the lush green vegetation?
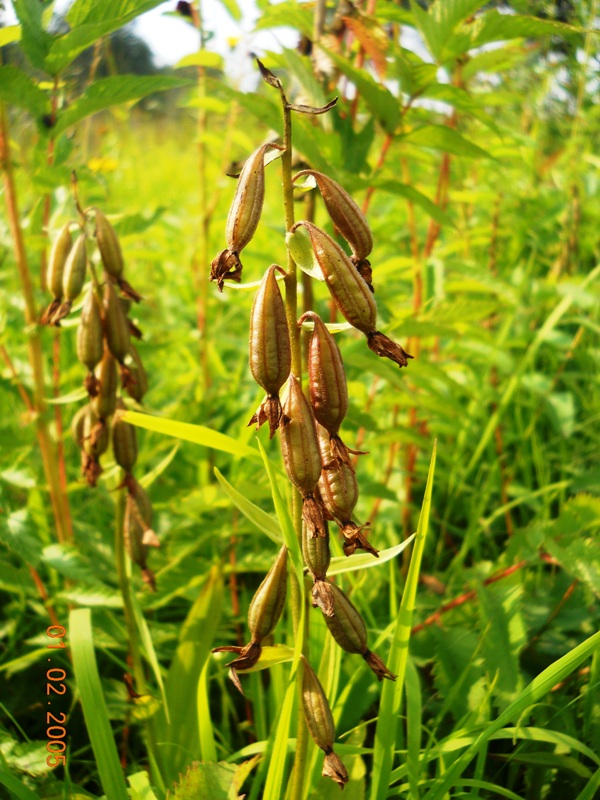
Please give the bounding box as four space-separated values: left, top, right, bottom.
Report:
1 1 599 799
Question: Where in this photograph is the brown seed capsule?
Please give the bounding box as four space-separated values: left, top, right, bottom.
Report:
92 350 119 420
103 280 131 364
292 169 373 275
292 221 413 368
95 208 124 279
124 494 156 591
42 223 72 325
77 287 104 396
112 401 138 473
76 405 108 487
210 143 282 291
122 344 148 403
302 518 334 615
126 475 158 547
301 658 349 789
324 583 395 681
71 404 88 449
280 375 327 538
248 265 291 438
52 233 88 323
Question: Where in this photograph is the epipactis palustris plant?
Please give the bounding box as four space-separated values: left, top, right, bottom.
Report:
210 60 412 789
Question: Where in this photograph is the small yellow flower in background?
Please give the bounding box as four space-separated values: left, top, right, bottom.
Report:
87 156 118 173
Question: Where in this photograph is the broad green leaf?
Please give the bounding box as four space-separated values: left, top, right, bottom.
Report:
13 0 53 72
403 125 492 159
469 10 583 49
0 509 40 565
323 49 401 133
254 2 313 38
327 536 415 576
422 83 500 133
70 608 129 800
175 51 224 70
286 227 324 282
240 644 295 673
53 76 192 136
66 0 164 27
214 467 283 545
0 26 21 47
121 410 261 462
170 760 237 800
369 180 453 226
128 771 159 800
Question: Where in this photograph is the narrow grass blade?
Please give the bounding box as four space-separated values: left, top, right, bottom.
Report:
370 442 436 800
129 585 169 723
122 409 261 461
423 628 600 800
0 767 39 800
69 608 129 800
262 678 296 800
575 767 600 800
214 466 283 544
327 536 415 576
405 656 422 800
197 660 216 762
139 444 179 489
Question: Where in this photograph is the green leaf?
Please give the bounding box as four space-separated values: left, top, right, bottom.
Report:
52 76 192 136
175 51 224 70
170 760 237 800
403 125 493 159
0 509 40 565
0 26 21 47
369 180 453 226
69 608 130 800
13 0 53 72
128 771 159 800
217 0 242 22
327 536 415 576
422 83 500 133
0 768 39 800
324 50 401 133
469 10 583 49
254 2 313 38
121 410 261 462
214 467 283 545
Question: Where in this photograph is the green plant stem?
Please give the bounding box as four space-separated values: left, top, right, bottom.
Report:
0 101 71 544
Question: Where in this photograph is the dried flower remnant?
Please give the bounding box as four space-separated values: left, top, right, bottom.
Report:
280 375 327 538
293 169 375 290
210 143 282 291
301 658 349 789
214 546 288 691
292 221 413 368
324 582 396 681
248 265 291 437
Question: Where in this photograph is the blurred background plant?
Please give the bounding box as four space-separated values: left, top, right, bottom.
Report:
0 1 599 799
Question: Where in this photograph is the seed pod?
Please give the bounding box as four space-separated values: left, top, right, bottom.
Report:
124 494 156 591
324 583 395 681
42 223 72 325
248 265 291 438
103 280 131 364
112 401 138 473
210 143 281 291
95 208 124 279
77 287 104 395
301 658 348 789
74 405 107 487
292 221 413 368
127 476 159 547
83 410 109 460
293 169 374 288
71 404 88 449
302 518 330 581
280 375 327 538
52 233 88 323
122 344 148 403
92 350 119 420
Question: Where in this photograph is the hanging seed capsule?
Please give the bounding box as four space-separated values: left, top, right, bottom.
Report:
248 265 291 438
77 286 104 396
213 546 288 687
280 375 327 538
124 494 156 591
299 311 367 468
122 344 148 403
77 406 108 487
301 658 348 789
92 350 119 420
293 169 374 290
210 143 281 291
103 280 131 364
127 476 159 547
302 519 334 615
71 404 88 449
95 208 142 302
52 233 88 323
42 223 72 325
292 221 413 368
325 582 396 681
112 401 138 473
317 425 378 557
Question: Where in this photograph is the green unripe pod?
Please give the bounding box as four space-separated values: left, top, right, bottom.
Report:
123 344 148 403
95 208 124 279
42 223 73 323
51 233 88 323
248 545 287 642
103 280 131 364
112 401 138 472
92 350 119 420
77 287 104 395
280 375 322 497
317 425 358 522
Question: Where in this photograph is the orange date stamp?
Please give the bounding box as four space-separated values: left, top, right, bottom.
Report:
45 625 67 768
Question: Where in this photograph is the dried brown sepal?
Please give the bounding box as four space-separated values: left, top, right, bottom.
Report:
118 277 142 303
210 248 243 292
122 345 148 402
128 318 143 340
257 58 282 90
341 521 379 558
303 494 327 538
84 370 100 397
363 649 396 682
50 300 73 325
247 395 284 439
322 750 349 789
142 567 157 592
312 579 335 617
213 640 262 672
41 298 61 326
288 98 338 115
351 256 374 293
366 331 413 368
82 453 102 487
329 434 368 469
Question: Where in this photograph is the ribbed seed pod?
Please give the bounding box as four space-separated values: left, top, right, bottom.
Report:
124 494 156 591
76 405 107 487
301 658 348 789
95 208 124 279
325 583 396 681
292 169 374 289
248 265 291 438
42 223 72 324
280 375 327 538
71 404 88 449
303 520 335 616
213 546 288 687
52 233 88 323
292 221 413 368
92 350 119 420
112 401 138 473
103 280 131 364
127 476 159 547
318 425 378 557
77 286 104 396
210 143 280 291
122 344 148 403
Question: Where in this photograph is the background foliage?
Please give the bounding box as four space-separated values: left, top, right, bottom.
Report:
0 0 599 798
